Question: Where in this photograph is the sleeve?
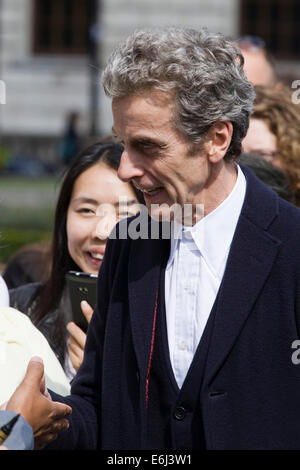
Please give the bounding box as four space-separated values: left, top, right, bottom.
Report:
44 236 118 450
0 410 34 450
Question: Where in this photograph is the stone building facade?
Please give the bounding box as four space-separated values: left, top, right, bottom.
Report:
0 0 298 169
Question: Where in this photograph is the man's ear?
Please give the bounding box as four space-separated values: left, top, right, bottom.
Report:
206 121 233 163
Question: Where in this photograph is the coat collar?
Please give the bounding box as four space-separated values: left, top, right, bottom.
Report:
204 165 282 385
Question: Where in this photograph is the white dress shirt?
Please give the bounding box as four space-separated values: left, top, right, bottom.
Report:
165 165 246 388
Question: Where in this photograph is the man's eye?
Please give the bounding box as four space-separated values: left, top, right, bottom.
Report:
140 141 155 149
137 141 166 155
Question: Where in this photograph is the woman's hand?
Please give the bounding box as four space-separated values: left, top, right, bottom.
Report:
66 301 94 372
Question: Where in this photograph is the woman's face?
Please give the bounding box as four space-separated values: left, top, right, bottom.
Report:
242 118 283 169
66 161 139 274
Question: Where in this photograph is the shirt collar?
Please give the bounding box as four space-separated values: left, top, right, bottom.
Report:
168 164 246 278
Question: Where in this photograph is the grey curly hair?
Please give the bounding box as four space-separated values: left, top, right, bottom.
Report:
102 26 255 161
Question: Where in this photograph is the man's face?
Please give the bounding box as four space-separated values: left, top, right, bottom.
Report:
112 89 211 223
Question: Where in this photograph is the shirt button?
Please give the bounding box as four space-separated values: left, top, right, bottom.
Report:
173 406 187 420
183 230 192 240
178 340 187 351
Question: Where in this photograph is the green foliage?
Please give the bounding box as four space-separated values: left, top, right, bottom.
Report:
0 207 54 264
0 177 58 266
0 145 12 170
1 207 55 231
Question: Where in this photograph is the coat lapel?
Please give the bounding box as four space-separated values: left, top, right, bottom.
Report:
204 166 282 386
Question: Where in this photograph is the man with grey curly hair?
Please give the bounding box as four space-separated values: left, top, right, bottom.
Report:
44 26 300 451
103 27 254 161
102 26 255 225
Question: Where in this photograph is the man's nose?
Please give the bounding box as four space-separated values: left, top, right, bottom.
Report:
117 149 144 182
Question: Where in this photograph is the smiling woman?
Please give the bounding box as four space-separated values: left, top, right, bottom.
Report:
66 160 139 275
9 140 143 380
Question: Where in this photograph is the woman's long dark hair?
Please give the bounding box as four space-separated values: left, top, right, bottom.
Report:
31 140 143 355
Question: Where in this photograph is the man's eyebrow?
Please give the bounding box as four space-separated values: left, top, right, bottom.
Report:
133 137 168 150
111 127 166 148
130 135 167 148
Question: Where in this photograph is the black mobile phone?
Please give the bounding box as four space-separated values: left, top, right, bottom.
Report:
66 271 98 332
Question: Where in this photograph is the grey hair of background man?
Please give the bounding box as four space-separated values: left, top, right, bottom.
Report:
102 26 255 161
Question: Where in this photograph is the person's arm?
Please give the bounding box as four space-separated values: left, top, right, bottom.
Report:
45 299 106 449
44 235 122 450
0 410 34 450
4 356 72 449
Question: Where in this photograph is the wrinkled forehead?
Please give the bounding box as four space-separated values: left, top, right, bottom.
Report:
111 89 177 132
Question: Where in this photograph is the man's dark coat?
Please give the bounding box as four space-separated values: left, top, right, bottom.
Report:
49 166 300 450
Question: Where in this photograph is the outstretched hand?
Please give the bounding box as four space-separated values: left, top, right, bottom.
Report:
6 356 72 449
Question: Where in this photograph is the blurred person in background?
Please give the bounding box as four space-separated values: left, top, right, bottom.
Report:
236 35 278 87
9 141 143 380
3 241 51 290
59 111 81 167
242 85 300 206
239 152 296 204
